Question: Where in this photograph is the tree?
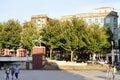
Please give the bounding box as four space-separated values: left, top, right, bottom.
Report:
40 19 62 59
85 24 110 60
60 18 87 61
20 22 40 51
1 20 22 49
0 22 3 48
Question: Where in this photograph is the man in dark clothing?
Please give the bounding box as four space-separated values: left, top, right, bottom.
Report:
11 67 15 78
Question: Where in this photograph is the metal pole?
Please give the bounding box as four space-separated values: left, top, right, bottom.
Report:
111 41 114 65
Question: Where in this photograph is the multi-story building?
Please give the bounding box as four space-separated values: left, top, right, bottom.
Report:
31 14 51 29
60 7 119 48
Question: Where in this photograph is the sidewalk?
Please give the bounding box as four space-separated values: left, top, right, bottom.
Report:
0 70 120 80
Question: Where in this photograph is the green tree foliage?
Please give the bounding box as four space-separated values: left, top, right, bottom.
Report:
85 24 111 59
40 18 112 61
0 23 3 48
40 19 62 59
0 20 22 49
60 18 87 61
20 22 40 51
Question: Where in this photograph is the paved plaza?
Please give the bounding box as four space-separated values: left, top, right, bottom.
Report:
0 70 120 80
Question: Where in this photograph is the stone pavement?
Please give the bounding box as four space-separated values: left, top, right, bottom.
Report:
0 70 120 80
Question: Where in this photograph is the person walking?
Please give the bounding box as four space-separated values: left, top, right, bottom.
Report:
112 65 117 80
105 64 111 80
105 64 113 80
5 66 10 80
15 65 20 79
10 66 15 79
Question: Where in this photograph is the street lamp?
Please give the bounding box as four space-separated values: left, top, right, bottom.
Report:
111 41 114 65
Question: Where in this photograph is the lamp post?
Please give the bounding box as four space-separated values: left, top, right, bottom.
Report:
111 41 114 65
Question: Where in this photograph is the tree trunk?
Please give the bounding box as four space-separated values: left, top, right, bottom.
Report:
50 49 53 60
71 51 74 62
91 52 95 64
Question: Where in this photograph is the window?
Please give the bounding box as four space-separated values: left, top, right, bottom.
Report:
114 18 117 22
37 21 41 24
88 19 92 24
105 17 110 23
95 18 98 23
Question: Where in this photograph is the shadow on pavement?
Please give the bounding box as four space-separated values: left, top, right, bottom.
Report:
96 76 106 79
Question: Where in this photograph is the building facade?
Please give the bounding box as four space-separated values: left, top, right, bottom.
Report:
31 14 50 29
60 7 119 48
31 7 119 48
30 7 119 63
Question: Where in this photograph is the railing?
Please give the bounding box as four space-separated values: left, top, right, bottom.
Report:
0 57 32 61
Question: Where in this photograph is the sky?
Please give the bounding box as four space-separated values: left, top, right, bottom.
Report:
0 0 120 24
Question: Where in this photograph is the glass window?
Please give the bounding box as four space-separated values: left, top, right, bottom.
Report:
95 18 98 23
88 19 92 23
114 18 117 22
37 21 41 24
105 17 110 23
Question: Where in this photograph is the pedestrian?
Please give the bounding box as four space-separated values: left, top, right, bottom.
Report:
105 64 109 78
15 65 20 79
10 66 15 79
106 64 113 80
5 66 10 80
111 65 117 80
